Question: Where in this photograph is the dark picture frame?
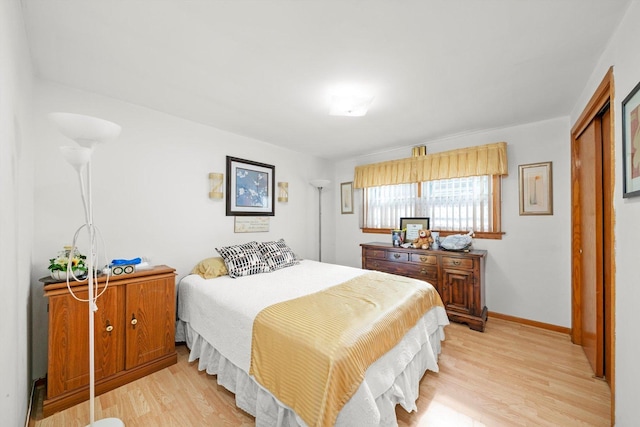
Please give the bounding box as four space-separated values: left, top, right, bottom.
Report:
226 156 275 216
399 217 430 242
622 80 640 198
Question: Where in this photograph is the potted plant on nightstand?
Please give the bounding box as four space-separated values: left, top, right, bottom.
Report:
48 246 87 280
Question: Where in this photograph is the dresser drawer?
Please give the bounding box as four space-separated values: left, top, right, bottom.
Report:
409 253 437 265
405 264 438 283
364 248 409 263
385 251 409 262
364 259 437 283
364 248 388 259
364 259 407 276
442 256 473 270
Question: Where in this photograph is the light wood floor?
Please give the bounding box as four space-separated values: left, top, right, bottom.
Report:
32 318 611 426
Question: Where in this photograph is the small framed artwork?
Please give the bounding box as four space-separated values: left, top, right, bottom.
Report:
519 162 553 215
622 80 640 198
400 217 430 242
340 181 354 214
226 156 275 216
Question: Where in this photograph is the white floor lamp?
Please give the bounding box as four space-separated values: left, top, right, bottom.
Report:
309 179 330 262
50 112 124 427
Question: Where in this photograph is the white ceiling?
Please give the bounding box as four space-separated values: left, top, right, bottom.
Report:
21 0 630 160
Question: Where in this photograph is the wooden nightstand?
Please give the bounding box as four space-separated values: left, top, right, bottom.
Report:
41 265 177 417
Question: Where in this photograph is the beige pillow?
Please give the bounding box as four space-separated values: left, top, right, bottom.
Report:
191 257 228 279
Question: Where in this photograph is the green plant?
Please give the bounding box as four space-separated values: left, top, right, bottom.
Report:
48 246 87 273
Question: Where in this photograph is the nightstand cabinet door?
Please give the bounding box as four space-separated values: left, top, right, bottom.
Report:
47 285 121 398
125 275 176 369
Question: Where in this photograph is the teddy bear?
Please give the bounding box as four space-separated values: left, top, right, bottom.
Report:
412 229 434 249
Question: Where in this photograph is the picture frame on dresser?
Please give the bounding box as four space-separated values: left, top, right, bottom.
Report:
399 217 430 242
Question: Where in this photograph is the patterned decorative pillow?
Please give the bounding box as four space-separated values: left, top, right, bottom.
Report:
191 257 228 279
258 239 299 271
215 242 270 278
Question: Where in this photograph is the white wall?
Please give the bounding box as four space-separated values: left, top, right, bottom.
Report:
0 0 34 425
30 82 333 378
570 2 640 424
333 117 572 327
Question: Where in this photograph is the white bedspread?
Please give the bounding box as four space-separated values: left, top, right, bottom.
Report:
177 260 449 426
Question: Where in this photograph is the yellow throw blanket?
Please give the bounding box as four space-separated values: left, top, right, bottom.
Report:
249 271 444 427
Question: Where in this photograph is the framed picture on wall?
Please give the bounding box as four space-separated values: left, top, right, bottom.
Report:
226 156 275 216
622 80 640 198
519 161 553 215
340 181 354 214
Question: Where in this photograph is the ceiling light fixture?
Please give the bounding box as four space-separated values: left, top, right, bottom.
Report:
329 95 374 117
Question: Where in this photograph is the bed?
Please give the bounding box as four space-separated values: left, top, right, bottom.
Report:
176 256 449 426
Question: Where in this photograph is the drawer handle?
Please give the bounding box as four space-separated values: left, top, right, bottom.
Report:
105 321 114 333
393 253 401 259
373 262 379 268
420 269 427 275
420 256 427 262
131 313 138 328
452 260 461 266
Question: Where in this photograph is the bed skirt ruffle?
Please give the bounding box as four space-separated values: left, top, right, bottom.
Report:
176 306 447 427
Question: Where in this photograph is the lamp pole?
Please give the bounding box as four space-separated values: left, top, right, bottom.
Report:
316 186 323 262
309 179 330 262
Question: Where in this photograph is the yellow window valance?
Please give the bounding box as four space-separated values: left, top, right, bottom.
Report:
353 142 508 188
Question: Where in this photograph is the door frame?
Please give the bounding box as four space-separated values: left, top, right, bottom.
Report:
570 67 615 424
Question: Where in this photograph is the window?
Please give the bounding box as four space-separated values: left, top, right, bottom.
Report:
363 175 502 239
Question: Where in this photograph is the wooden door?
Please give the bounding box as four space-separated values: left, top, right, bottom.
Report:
125 276 175 369
575 119 604 376
571 68 615 394
47 284 121 398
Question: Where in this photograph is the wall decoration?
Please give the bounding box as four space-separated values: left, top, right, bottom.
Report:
277 182 289 202
622 80 640 198
209 172 224 199
340 181 354 214
399 217 430 242
234 217 270 233
226 156 275 216
519 161 553 215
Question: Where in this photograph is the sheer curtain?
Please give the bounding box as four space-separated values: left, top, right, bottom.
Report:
364 176 492 232
421 176 491 232
364 184 424 229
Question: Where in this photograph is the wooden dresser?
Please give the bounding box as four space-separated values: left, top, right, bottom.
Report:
361 242 487 331
42 265 177 416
